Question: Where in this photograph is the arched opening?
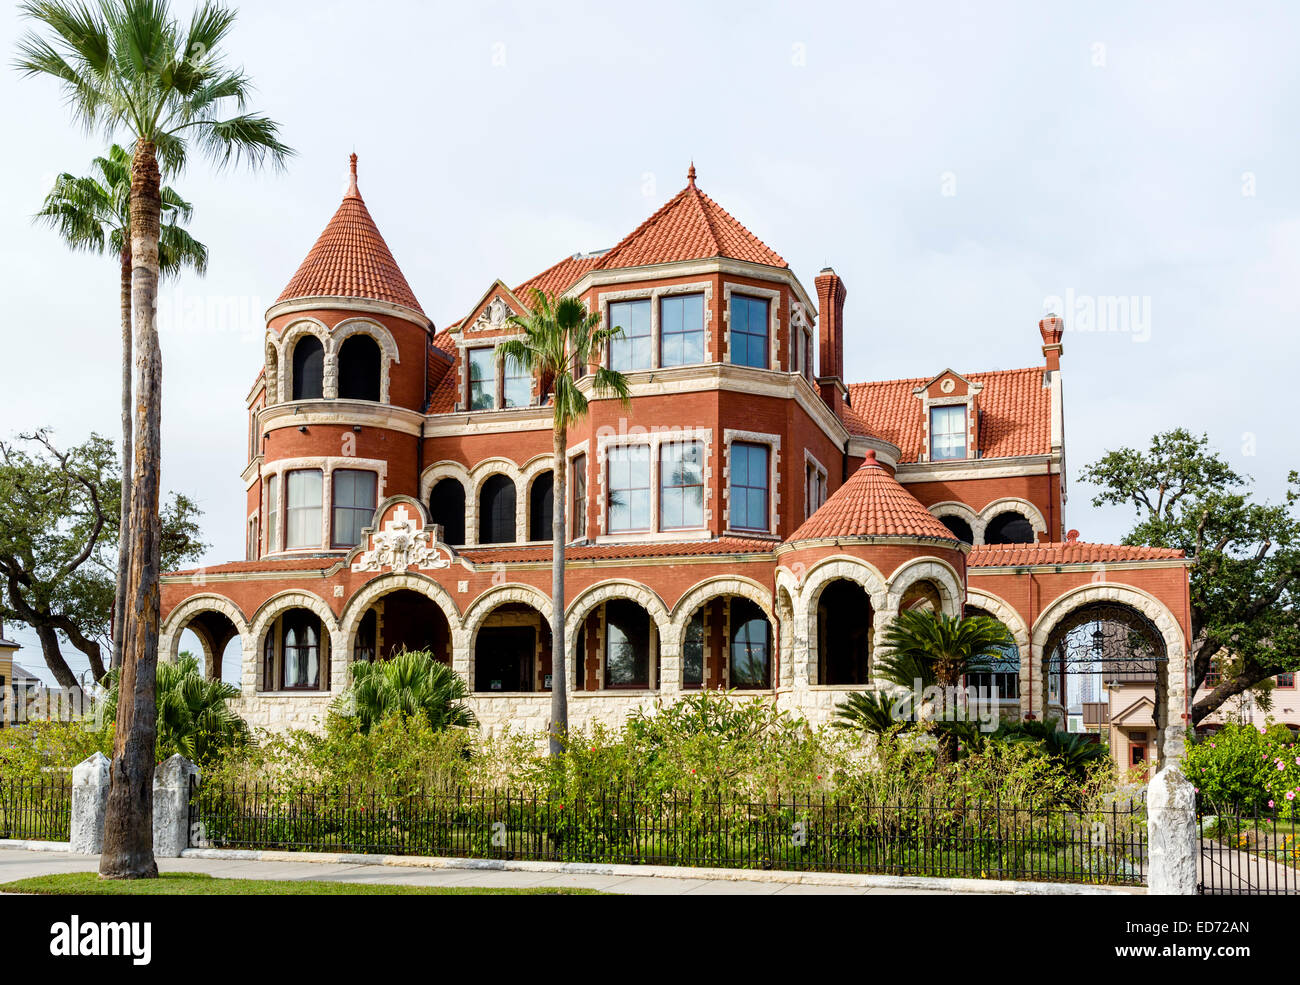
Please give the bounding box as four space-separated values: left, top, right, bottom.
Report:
337 334 382 401
817 579 872 685
474 602 550 693
729 598 772 689
900 580 943 613
964 605 1020 702
680 595 772 689
291 335 324 400
479 475 517 544
939 515 973 544
985 511 1035 545
260 607 329 692
428 477 466 546
571 598 658 690
175 609 242 684
529 471 554 542
351 589 451 664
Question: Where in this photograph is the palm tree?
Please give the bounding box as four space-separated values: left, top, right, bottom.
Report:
873 609 1010 767
16 0 291 879
341 649 478 733
36 144 208 674
502 290 629 755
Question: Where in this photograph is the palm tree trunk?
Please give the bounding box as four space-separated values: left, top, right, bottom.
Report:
112 246 132 672
100 142 163 880
548 422 568 756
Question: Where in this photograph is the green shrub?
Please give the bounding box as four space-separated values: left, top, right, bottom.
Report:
1184 722 1300 817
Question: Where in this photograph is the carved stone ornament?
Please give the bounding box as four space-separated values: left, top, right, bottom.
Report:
471 296 511 332
351 506 450 574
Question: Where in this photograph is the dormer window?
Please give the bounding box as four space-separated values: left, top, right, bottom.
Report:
468 347 496 410
929 405 966 461
608 299 651 372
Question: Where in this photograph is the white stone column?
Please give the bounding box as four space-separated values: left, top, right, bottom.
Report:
70 752 111 854
152 755 200 858
1147 765 1198 895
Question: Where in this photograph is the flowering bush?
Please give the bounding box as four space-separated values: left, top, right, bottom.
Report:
1183 722 1300 818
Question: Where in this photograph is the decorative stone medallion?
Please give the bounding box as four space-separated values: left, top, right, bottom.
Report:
352 506 451 574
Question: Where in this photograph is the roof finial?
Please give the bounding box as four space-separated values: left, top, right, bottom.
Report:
345 152 361 200
687 161 696 187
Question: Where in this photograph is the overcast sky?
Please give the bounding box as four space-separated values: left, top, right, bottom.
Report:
2 0 1296 684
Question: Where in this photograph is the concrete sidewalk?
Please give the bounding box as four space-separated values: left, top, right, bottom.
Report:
0 845 1140 895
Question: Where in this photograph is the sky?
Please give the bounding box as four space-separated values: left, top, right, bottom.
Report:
1 0 1296 685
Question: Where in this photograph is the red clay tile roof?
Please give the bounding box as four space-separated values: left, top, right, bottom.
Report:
846 367 1050 462
277 155 424 314
459 537 777 564
165 557 339 577
787 452 960 543
515 252 604 301
968 543 1186 567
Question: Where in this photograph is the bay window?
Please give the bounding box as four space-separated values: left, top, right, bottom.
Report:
660 441 704 530
607 445 651 533
285 469 323 549
729 442 769 533
331 469 377 548
608 299 651 372
660 293 704 367
729 295 769 369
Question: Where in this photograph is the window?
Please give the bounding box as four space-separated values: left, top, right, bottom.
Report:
338 335 381 401
984 511 1035 545
683 611 704 688
428 477 466 546
468 347 496 410
265 474 280 553
939 515 974 544
281 611 322 690
929 405 966 461
291 336 324 400
729 442 769 532
1205 659 1221 687
660 294 704 367
475 626 535 692
804 462 827 520
529 471 554 541
604 600 651 688
247 516 259 561
331 470 377 548
262 630 275 691
353 608 376 663
1278 672 1296 689
608 299 651 372
571 453 587 539
479 475 517 544
660 441 704 530
729 295 769 369
503 354 531 409
608 445 651 533
285 470 323 549
730 598 770 688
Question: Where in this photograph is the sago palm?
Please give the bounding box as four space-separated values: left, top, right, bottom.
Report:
16 0 291 879
502 289 629 755
342 649 478 734
36 143 208 674
874 609 1009 767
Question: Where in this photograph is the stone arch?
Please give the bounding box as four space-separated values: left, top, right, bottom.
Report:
419 460 473 505
249 589 340 694
886 556 964 617
980 497 1047 543
328 317 400 404
521 454 555 543
795 557 890 688
275 319 330 404
668 575 775 648
159 593 250 678
468 457 525 546
463 583 554 645
564 580 671 688
340 572 463 650
929 500 980 544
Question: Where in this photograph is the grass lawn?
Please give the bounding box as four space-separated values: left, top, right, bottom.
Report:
0 872 601 895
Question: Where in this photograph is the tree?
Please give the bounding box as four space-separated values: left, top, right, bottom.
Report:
16 0 291 878
501 290 629 755
1080 428 1300 726
36 143 208 672
872 609 1010 767
0 430 204 689
339 649 478 734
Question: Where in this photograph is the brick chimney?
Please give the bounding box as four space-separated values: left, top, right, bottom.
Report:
1039 313 1064 373
815 268 848 415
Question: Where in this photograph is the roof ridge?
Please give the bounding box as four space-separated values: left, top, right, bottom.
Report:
689 184 724 257
848 365 1043 390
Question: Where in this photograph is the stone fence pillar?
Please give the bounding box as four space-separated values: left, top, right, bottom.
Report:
152 755 199 858
1147 765 1198 894
69 752 111 854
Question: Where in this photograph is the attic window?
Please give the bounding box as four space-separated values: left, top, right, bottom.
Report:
929 405 966 461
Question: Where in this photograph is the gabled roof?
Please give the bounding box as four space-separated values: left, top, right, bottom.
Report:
846 367 1051 462
515 252 604 301
967 543 1186 567
1111 695 1157 727
787 450 960 543
277 155 424 315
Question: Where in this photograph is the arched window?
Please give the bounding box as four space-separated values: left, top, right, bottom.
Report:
529 471 554 541
428 477 466 546
262 609 328 692
900 580 942 613
479 475 516 544
729 598 771 689
604 599 651 688
985 511 1035 545
939 515 973 544
965 606 1019 699
291 335 324 400
338 334 381 401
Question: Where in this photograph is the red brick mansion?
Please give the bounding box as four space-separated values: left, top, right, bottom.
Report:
161 157 1193 765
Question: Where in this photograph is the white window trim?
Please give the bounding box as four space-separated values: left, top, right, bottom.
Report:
722 428 782 537
597 282 714 372
722 282 782 371
790 298 815 383
595 428 714 541
262 456 388 555
455 333 535 412
803 449 829 520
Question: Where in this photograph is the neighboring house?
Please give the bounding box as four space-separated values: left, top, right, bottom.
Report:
0 621 17 726
158 157 1195 763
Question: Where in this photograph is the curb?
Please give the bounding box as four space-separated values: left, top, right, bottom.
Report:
0 840 70 853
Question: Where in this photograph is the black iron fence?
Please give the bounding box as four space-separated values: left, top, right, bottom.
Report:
190 780 1147 886
0 774 73 842
1198 809 1300 895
